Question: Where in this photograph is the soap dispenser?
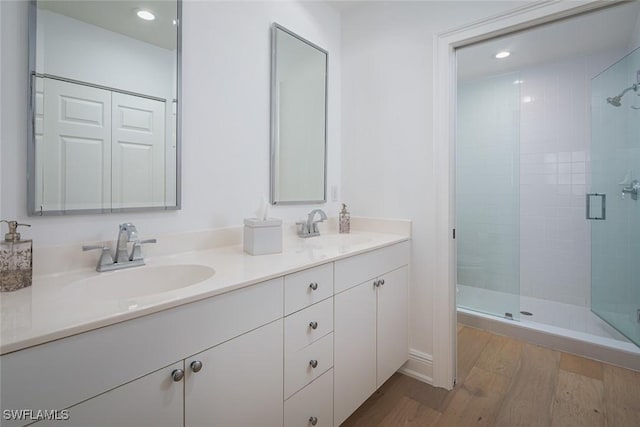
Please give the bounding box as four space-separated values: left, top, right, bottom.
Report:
0 220 32 292
339 203 351 234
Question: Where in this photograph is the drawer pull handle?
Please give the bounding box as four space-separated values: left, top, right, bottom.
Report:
190 360 203 373
380 279 385 285
309 321 318 330
374 280 380 287
309 359 318 368
309 416 318 426
171 369 184 382
309 282 318 290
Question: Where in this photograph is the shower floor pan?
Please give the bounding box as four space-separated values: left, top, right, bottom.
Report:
457 284 640 372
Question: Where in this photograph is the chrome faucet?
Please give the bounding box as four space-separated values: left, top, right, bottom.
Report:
83 223 156 272
297 209 328 238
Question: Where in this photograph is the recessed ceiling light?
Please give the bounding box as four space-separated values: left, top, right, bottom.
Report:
136 10 155 21
495 51 511 59
513 79 524 85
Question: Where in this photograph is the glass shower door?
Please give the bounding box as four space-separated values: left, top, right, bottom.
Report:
456 72 521 321
591 48 640 347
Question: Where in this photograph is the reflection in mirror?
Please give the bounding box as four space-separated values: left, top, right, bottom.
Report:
270 24 327 205
28 0 181 215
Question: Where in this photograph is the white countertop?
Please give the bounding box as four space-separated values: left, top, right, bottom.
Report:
0 230 409 355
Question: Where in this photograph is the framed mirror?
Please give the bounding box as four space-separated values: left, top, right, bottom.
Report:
270 24 328 205
27 0 181 215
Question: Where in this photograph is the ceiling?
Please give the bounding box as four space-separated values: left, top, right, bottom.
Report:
38 0 177 50
457 2 640 80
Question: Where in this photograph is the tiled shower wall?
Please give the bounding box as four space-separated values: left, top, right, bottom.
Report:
518 50 625 307
458 48 627 309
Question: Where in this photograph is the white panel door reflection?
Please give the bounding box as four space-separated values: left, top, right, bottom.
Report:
111 93 165 209
38 77 167 211
42 78 111 211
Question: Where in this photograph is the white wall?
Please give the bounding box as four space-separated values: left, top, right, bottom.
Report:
340 0 527 368
37 9 174 100
0 0 341 246
0 1 3 219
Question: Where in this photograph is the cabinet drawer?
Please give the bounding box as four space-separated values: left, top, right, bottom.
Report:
334 241 409 294
285 297 333 355
285 333 333 399
284 263 333 315
284 369 333 427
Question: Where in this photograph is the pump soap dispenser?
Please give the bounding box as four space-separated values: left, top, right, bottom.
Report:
339 204 350 234
0 220 32 292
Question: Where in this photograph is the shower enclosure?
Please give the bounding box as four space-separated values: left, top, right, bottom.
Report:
456 46 640 355
456 72 521 322
591 48 640 347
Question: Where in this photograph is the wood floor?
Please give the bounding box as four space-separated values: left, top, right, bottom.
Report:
342 325 640 427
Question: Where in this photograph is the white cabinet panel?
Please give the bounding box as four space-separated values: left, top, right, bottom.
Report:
334 242 409 294
284 332 333 399
184 320 284 427
284 263 334 315
0 278 283 421
284 297 333 355
34 362 184 427
284 369 333 427
377 266 409 388
334 281 377 426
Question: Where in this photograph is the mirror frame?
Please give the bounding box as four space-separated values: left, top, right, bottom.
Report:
26 0 182 216
270 23 328 205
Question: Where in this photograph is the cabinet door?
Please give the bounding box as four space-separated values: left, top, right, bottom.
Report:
377 266 409 388
34 362 184 427
185 319 283 427
334 280 377 426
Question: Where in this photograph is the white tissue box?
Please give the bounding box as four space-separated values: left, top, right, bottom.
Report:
243 218 283 255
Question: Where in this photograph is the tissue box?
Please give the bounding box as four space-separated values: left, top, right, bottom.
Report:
243 218 283 255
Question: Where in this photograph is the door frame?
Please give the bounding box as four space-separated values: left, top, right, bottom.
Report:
432 0 623 389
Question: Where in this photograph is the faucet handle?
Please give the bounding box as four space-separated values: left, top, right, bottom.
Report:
82 245 114 271
130 238 157 261
296 221 308 236
82 245 107 251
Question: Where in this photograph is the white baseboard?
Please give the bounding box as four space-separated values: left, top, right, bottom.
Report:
398 349 434 385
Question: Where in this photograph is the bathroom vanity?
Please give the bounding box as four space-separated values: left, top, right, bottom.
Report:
0 224 410 427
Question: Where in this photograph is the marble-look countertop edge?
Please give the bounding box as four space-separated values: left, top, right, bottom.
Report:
1 232 409 355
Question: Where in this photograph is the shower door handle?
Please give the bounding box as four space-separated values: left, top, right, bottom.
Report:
586 193 606 220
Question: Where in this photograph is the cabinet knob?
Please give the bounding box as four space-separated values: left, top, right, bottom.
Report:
309 416 318 426
309 321 318 330
171 369 184 382
190 360 203 373
309 359 318 368
309 282 318 291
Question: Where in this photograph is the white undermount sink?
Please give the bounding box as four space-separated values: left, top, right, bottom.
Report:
66 264 216 300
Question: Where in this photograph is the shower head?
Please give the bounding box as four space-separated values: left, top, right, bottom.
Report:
607 83 638 107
